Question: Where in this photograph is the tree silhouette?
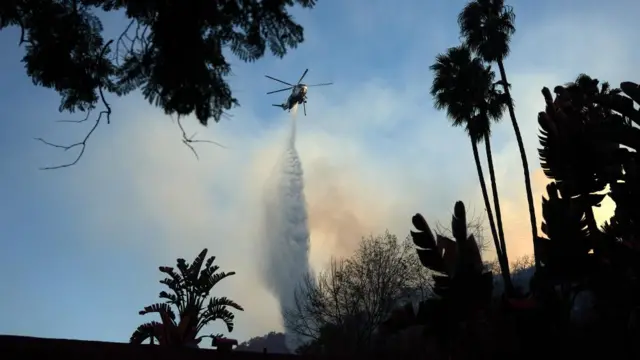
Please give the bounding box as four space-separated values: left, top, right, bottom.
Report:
533 78 640 358
430 45 513 293
405 201 494 358
1 0 316 168
458 0 540 270
284 232 430 353
538 75 623 238
477 64 510 279
130 249 243 347
235 331 289 353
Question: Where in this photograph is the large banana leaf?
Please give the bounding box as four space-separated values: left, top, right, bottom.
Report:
411 213 452 275
538 87 614 198
535 182 593 284
410 201 493 315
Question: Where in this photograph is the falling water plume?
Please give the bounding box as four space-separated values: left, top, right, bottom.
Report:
261 104 310 351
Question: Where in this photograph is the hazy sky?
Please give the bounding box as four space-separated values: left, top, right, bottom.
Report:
0 0 638 345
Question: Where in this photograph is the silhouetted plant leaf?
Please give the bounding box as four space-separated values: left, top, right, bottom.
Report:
130 321 163 344
131 249 243 346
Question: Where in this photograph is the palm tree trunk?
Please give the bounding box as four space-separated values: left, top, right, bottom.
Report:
484 134 514 294
471 139 507 286
497 60 540 271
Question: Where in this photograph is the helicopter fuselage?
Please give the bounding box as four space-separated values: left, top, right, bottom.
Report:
280 85 308 111
266 69 332 116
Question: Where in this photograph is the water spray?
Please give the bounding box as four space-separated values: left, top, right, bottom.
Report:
260 104 310 351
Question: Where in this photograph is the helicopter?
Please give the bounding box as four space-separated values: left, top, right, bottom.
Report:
265 69 333 116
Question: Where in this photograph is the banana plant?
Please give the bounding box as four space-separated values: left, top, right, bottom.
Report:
382 202 493 357
130 249 244 346
533 182 595 315
533 78 640 355
411 201 492 307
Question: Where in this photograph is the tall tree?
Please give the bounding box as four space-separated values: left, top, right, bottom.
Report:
481 71 511 273
1 0 316 168
458 0 540 269
284 232 430 354
130 248 244 347
430 45 513 293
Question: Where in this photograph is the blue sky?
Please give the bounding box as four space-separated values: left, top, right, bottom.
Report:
0 0 638 345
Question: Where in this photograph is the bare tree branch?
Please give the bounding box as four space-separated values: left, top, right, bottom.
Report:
115 20 150 66
36 40 114 170
435 205 490 253
55 110 93 123
284 232 432 354
176 117 226 160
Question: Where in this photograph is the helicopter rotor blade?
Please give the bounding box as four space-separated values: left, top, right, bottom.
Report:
265 75 293 86
297 69 309 85
303 102 307 116
267 87 293 95
307 82 333 87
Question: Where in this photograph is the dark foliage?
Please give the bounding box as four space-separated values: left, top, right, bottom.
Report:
458 0 515 63
430 45 513 292
130 249 243 347
1 0 316 125
392 202 493 357
458 0 541 273
235 332 290 354
531 77 640 358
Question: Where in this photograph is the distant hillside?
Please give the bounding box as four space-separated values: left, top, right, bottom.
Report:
494 266 535 294
236 332 290 354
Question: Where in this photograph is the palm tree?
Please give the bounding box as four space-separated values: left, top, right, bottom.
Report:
430 45 513 292
458 0 541 269
480 73 512 276
130 248 244 346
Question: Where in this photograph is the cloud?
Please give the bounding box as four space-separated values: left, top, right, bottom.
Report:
53 1 637 342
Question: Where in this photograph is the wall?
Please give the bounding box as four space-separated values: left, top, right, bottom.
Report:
0 335 305 360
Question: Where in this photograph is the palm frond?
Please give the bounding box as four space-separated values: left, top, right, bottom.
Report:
199 297 244 332
535 182 593 283
139 303 177 322
202 271 237 293
538 82 618 197
158 278 186 311
430 45 498 137
159 290 180 306
209 296 244 311
158 266 183 283
187 249 209 284
451 201 468 243
176 258 190 280
130 321 163 344
200 255 217 279
458 0 515 62
411 213 446 274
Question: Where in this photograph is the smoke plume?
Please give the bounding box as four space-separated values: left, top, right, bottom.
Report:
260 105 311 351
